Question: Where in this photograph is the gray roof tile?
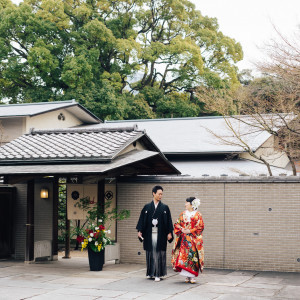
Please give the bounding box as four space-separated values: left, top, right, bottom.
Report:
86 114 293 154
0 126 143 163
0 149 180 176
0 101 76 117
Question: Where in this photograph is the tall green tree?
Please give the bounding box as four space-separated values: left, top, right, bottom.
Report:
0 0 243 119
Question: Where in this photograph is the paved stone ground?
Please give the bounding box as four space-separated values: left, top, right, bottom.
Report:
0 251 299 300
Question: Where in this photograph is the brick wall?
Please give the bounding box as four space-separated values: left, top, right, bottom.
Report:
116 178 300 272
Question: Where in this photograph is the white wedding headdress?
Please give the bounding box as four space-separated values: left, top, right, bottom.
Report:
192 198 201 210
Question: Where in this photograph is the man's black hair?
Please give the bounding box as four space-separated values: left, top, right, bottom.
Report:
152 185 163 194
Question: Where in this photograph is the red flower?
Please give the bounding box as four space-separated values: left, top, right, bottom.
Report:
99 225 105 230
94 232 99 239
86 229 93 234
76 235 84 243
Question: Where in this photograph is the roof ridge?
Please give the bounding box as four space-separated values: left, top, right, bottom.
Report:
104 113 294 123
105 116 225 122
0 100 76 107
29 125 141 135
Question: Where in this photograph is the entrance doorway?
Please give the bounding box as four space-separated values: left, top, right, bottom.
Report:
0 187 15 258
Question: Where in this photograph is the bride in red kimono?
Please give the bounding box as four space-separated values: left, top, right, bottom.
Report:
171 197 204 283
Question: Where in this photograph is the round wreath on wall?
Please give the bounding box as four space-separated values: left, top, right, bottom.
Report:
71 191 80 200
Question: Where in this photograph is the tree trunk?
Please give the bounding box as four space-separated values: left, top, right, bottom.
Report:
260 157 273 176
287 154 297 175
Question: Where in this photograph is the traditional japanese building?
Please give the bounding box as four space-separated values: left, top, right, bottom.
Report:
0 101 299 272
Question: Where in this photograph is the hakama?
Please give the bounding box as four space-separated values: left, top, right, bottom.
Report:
136 201 173 278
146 227 167 277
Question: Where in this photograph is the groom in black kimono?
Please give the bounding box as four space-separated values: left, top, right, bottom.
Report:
136 185 173 282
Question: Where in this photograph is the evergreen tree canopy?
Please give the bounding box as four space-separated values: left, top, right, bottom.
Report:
0 0 243 119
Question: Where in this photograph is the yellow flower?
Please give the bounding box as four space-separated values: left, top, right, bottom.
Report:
81 242 87 251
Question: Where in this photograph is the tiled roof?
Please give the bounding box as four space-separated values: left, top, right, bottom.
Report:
0 126 143 163
83 114 290 154
81 117 269 154
0 150 160 174
0 100 75 117
0 100 101 123
0 149 180 176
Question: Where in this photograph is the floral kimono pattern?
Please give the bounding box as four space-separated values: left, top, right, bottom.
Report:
171 211 204 276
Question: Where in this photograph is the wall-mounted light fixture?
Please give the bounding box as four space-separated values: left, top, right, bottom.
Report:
40 188 49 199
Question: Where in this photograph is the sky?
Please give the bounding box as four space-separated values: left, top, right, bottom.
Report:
11 0 300 72
191 0 300 71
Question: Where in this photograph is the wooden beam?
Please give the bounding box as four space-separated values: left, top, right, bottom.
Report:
82 175 101 184
6 175 40 185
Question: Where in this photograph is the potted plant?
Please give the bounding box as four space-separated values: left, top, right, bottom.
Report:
75 196 130 271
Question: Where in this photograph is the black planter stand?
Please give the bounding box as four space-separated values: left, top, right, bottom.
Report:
88 247 105 271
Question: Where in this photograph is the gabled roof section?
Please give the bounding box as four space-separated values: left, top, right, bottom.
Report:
0 126 148 164
0 100 101 124
81 116 275 154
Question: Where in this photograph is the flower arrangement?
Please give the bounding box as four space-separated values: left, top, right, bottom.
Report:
76 220 112 252
74 196 130 253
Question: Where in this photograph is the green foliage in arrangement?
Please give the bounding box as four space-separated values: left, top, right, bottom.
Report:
74 195 130 252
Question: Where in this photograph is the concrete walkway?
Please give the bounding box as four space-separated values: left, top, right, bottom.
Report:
0 256 299 300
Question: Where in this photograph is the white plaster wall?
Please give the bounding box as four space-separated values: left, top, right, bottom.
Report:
0 117 26 143
67 184 98 220
26 109 83 131
240 136 290 168
118 141 147 156
66 183 117 241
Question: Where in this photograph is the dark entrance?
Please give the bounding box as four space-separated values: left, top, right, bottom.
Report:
0 187 15 258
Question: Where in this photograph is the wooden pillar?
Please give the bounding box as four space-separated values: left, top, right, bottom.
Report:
52 177 59 260
97 180 105 216
63 219 71 258
74 220 80 250
25 180 34 262
63 180 71 258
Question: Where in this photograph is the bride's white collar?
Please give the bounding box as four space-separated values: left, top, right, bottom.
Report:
185 209 196 221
